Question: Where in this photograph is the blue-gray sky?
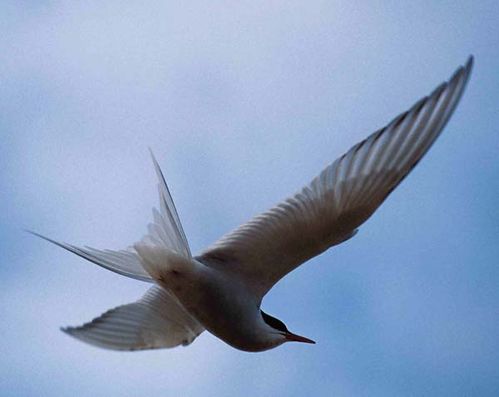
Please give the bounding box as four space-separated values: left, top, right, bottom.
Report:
1 1 498 396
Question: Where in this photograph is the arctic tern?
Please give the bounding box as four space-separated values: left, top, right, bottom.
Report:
32 57 473 352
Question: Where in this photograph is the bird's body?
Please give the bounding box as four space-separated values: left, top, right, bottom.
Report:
138 245 271 351
133 244 301 351
32 57 473 352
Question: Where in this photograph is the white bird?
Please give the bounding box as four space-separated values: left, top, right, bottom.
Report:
32 57 473 352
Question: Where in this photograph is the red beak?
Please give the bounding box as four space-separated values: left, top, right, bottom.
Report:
285 332 316 344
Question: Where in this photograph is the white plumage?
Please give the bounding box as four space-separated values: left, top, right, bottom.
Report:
32 57 473 352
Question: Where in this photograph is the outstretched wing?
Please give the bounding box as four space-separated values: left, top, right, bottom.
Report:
31 151 191 282
199 57 473 299
62 286 204 350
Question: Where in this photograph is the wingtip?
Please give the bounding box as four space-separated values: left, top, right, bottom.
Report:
466 54 474 68
465 55 474 77
61 325 89 345
60 326 74 335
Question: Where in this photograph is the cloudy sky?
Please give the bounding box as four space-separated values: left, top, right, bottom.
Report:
1 1 498 396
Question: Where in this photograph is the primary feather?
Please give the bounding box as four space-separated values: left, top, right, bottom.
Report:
199 57 473 299
62 286 204 350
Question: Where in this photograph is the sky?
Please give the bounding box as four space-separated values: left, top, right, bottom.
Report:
1 1 498 396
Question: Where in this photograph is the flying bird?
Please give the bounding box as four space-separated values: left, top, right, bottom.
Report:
32 57 473 352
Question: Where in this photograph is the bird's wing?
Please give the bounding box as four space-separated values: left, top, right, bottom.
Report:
199 57 473 299
30 151 191 282
62 285 204 350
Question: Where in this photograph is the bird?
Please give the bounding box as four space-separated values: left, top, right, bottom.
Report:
32 56 473 352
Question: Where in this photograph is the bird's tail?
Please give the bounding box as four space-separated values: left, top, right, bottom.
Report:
28 151 192 284
134 242 196 282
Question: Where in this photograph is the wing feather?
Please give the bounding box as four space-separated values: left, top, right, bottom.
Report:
62 286 204 350
199 57 473 298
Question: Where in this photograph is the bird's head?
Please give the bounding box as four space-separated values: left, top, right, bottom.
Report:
260 310 315 348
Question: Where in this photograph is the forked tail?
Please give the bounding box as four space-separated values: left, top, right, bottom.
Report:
29 150 192 283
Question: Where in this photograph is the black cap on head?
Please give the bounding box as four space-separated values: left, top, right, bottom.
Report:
260 310 288 333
